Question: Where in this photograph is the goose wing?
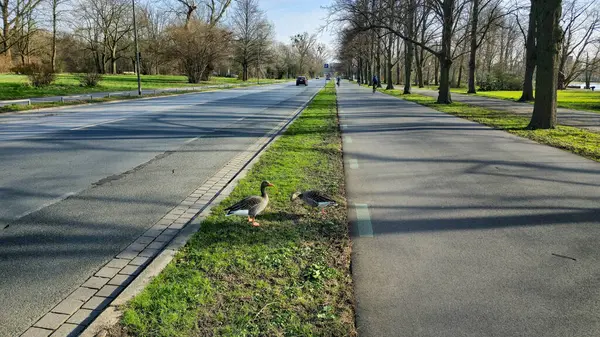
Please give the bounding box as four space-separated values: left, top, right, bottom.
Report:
303 190 337 207
225 195 264 215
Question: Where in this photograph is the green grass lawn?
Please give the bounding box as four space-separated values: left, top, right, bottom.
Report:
0 74 288 100
422 85 600 113
380 87 600 162
117 82 356 336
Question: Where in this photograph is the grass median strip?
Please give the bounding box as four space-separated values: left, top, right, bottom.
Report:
117 82 356 336
379 88 600 162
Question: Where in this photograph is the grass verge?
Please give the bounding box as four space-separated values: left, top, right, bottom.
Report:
0 82 278 114
118 82 356 336
380 88 600 162
0 74 288 100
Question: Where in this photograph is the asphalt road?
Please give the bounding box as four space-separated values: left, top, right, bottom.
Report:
0 80 323 336
339 83 600 336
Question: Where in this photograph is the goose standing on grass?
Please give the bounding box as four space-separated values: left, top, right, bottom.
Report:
225 180 274 226
291 190 337 214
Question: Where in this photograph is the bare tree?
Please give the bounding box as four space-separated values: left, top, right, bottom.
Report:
517 0 536 101
466 0 512 93
330 0 471 103
231 0 271 81
167 19 231 82
557 0 599 89
49 0 69 71
137 4 170 74
291 32 317 75
12 6 39 64
74 0 132 74
1 0 43 59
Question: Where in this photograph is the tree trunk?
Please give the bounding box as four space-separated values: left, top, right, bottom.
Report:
404 41 413 94
437 0 454 104
557 70 565 90
396 36 401 85
1 0 10 57
584 54 591 89
528 0 562 129
416 47 424 87
51 0 57 72
357 57 362 84
403 0 414 94
434 59 439 85
368 31 374 86
438 57 453 103
386 34 394 89
111 47 117 74
519 0 536 101
451 64 457 87
467 0 479 93
376 39 382 87
242 62 248 81
457 61 464 88
585 71 591 89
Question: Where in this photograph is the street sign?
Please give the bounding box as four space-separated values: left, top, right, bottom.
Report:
324 64 329 68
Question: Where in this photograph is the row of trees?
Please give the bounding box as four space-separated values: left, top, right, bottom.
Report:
0 0 330 82
332 0 600 129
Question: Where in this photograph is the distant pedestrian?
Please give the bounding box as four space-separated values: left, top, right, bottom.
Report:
336 76 340 86
372 75 378 93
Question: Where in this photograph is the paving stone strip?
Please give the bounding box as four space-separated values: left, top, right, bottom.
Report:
19 87 322 337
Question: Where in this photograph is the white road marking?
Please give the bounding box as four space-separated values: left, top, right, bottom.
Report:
355 204 374 237
70 118 127 130
349 159 359 169
344 136 353 143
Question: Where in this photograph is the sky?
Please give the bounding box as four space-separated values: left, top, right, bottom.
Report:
260 0 338 50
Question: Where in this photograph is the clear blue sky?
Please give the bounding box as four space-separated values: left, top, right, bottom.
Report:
260 0 337 47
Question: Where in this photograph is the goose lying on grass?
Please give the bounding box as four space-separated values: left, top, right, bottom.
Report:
225 180 274 226
291 190 337 214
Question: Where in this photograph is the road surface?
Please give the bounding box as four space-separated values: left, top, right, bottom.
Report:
0 80 323 336
339 83 600 336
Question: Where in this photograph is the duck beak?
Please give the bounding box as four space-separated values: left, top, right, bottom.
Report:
268 183 274 187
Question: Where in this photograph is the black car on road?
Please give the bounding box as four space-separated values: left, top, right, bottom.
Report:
296 76 308 86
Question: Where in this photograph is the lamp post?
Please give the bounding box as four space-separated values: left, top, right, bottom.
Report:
132 0 141 95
